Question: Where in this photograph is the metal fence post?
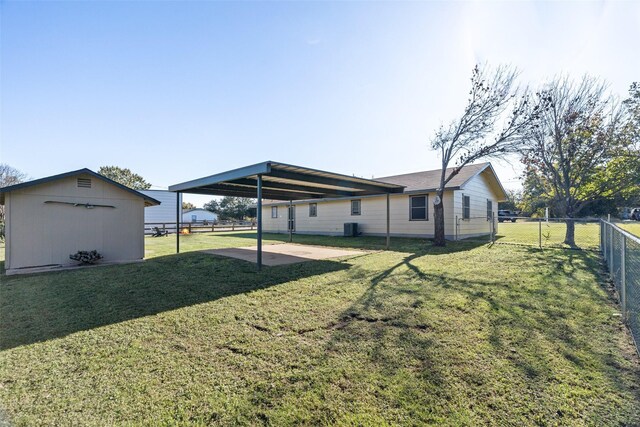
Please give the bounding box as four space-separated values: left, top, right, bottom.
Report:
621 234 627 320
538 219 542 249
609 224 614 275
455 216 458 241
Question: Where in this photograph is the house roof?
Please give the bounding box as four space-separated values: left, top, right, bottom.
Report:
169 161 405 200
0 168 161 206
376 162 508 200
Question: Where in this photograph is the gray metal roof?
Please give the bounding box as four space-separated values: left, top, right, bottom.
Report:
0 168 161 206
169 161 405 200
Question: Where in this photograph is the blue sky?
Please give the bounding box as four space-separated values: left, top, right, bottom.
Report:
2 1 639 206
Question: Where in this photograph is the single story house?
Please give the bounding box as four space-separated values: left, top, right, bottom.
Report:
139 189 181 224
182 209 218 223
0 168 160 274
262 162 507 240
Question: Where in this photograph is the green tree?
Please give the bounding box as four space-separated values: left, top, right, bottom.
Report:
182 202 196 210
97 166 151 190
204 197 254 220
520 76 632 246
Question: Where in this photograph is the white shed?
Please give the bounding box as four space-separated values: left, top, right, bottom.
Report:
0 168 160 274
182 209 217 223
139 190 181 224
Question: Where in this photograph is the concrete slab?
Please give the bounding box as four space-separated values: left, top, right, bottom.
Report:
202 243 366 266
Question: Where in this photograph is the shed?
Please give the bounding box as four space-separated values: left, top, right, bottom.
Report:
0 168 160 274
182 209 218 223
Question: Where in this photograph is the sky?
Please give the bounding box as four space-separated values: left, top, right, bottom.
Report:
1 0 639 206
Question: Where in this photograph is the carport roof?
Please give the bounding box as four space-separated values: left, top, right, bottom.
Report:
168 161 405 200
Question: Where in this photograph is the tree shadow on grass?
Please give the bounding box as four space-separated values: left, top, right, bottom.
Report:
0 253 350 351
309 247 640 423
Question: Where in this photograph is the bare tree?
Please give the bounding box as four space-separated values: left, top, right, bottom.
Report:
431 65 540 246
0 164 29 225
520 76 629 246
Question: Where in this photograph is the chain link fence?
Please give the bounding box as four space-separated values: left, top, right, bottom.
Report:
602 221 640 353
456 216 601 251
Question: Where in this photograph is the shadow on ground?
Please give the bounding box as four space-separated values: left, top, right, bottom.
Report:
0 253 350 351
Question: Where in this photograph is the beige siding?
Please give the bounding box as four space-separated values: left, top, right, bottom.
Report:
262 191 456 238
453 170 499 238
5 173 146 270
262 168 502 241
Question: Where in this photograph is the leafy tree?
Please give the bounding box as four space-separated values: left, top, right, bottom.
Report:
182 202 196 210
430 64 542 246
97 166 151 190
498 189 522 212
204 197 255 220
0 164 29 226
520 76 631 246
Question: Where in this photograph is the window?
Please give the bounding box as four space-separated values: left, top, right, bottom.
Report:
271 206 278 218
191 214 197 222
77 178 91 188
410 195 428 220
351 199 361 216
309 203 317 217
462 195 470 219
487 199 493 221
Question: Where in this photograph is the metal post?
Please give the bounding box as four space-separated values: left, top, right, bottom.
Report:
455 216 458 241
621 234 627 320
386 193 390 250
176 192 180 253
256 175 263 271
609 224 614 275
539 219 542 249
289 200 293 243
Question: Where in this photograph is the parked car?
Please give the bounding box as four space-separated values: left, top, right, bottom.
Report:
498 210 518 223
631 208 640 221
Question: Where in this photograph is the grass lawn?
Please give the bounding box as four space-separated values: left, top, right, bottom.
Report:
496 221 601 250
1 232 640 425
618 222 640 237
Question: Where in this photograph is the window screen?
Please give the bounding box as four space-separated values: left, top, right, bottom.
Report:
410 195 428 220
309 203 317 217
351 200 361 216
463 195 470 219
271 206 278 218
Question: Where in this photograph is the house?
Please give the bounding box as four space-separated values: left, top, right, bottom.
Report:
262 162 507 240
139 189 181 224
0 168 160 274
182 209 218 223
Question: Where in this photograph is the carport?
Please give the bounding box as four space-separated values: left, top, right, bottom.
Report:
168 161 405 269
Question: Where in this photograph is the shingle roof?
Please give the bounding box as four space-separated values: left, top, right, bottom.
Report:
376 162 494 192
0 168 161 206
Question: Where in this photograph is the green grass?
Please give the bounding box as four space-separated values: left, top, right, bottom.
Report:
496 221 601 249
1 233 640 425
618 222 640 237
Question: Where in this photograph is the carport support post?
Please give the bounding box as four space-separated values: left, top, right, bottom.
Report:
386 193 390 250
288 200 293 243
176 192 180 254
257 175 263 270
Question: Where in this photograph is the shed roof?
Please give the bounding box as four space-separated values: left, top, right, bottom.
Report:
169 161 405 200
0 168 161 206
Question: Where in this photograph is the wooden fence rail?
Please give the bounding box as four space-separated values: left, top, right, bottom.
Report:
144 221 256 235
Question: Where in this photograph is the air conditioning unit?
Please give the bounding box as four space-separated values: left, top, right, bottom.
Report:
344 222 358 237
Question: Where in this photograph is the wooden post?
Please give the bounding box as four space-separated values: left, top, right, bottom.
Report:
539 219 542 249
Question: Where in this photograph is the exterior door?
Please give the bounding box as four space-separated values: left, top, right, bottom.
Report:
288 205 295 232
